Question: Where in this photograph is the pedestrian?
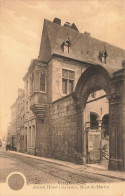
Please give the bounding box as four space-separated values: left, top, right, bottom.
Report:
6 144 8 151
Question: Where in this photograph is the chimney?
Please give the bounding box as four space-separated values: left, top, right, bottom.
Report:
84 31 90 37
71 23 79 32
122 60 125 68
53 18 61 25
64 22 71 28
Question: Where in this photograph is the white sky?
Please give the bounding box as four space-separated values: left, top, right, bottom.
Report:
0 0 125 138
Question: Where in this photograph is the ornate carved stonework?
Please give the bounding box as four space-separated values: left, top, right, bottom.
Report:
30 104 47 119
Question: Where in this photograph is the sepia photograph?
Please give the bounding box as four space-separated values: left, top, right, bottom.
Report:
0 0 125 195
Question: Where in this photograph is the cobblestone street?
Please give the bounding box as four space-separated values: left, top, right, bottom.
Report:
0 150 120 184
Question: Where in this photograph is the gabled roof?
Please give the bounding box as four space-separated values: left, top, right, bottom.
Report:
38 19 125 74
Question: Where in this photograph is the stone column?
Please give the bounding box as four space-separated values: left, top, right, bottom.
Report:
108 69 125 171
74 93 88 164
75 103 83 154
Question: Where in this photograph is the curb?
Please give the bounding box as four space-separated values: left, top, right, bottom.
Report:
85 170 125 181
6 150 125 181
7 150 80 169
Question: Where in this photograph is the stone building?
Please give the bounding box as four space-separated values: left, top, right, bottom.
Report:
23 64 38 155
8 89 25 151
9 101 17 149
16 88 25 152
6 123 12 146
9 18 125 171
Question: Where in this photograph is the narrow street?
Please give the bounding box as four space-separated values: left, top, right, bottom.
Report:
0 149 120 184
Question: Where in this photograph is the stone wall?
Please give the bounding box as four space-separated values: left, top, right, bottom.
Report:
49 56 87 102
49 95 77 162
35 117 51 158
36 94 84 164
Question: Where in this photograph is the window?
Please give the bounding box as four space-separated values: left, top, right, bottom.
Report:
40 71 45 92
20 117 22 127
90 112 99 129
99 50 108 64
64 45 69 54
30 73 34 94
26 80 28 95
41 119 44 124
22 102 24 111
22 115 24 125
62 69 75 94
62 37 71 54
29 126 31 147
91 92 96 98
62 79 67 94
69 80 73 94
32 125 35 148
26 101 28 113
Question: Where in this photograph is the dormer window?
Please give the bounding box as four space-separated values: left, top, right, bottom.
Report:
99 49 108 64
62 37 71 54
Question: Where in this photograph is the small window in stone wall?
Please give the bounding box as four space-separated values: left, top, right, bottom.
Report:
40 71 45 92
62 69 75 94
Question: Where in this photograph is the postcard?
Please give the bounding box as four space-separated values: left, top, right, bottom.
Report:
0 0 125 195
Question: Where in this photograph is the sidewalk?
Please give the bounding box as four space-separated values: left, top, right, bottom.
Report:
8 150 125 181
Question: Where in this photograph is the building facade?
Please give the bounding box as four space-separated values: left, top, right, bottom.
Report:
9 18 125 171
8 89 25 151
16 89 25 152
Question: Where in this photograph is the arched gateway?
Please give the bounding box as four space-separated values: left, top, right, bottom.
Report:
74 65 125 171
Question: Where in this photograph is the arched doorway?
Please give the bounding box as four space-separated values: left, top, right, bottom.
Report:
72 63 125 171
90 112 99 129
102 114 109 137
83 88 109 166
74 65 125 171
73 65 119 170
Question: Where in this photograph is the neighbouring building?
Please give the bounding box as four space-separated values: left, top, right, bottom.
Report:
7 123 11 145
16 88 25 152
8 18 125 171
8 89 24 151
9 101 17 149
